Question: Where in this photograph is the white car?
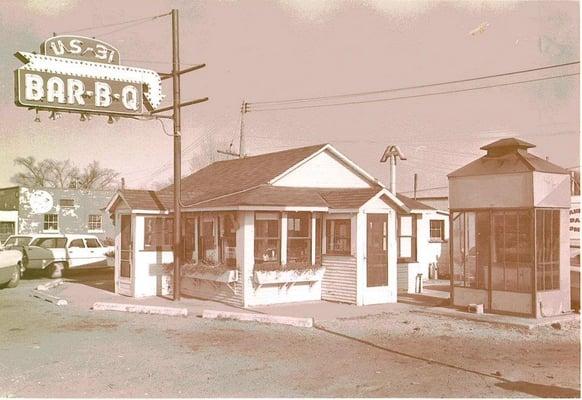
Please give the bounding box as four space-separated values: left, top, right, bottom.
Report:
23 234 114 278
0 247 24 288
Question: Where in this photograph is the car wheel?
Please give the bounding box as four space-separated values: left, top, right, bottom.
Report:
6 263 21 288
47 262 64 279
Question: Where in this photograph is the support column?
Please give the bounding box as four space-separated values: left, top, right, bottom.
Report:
281 212 288 265
311 214 316 265
238 211 255 307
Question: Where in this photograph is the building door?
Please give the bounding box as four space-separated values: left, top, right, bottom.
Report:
363 213 390 304
117 215 133 296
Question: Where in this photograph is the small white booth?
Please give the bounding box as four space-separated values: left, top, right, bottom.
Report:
448 138 571 317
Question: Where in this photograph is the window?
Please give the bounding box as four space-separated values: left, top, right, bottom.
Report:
287 212 311 265
43 214 59 231
144 217 173 250
430 220 445 241
536 209 560 291
3 236 31 248
398 215 417 262
452 211 490 289
491 210 533 293
199 217 217 264
30 237 67 248
85 238 102 248
254 213 280 265
0 221 15 242
59 199 74 207
88 215 102 231
219 213 237 267
326 219 351 255
69 239 85 248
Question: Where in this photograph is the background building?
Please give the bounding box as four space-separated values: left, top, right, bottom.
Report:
0 186 115 243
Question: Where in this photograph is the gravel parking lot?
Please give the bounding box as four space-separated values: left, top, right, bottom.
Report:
0 269 579 398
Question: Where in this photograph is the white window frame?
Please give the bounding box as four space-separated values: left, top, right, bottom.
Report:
88 214 103 232
43 213 59 232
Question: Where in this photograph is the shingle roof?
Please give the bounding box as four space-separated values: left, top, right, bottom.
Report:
160 144 328 206
449 138 568 178
448 151 568 177
108 144 411 213
319 188 382 209
480 138 535 150
396 194 435 210
117 189 172 211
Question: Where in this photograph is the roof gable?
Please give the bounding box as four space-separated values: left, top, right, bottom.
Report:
271 148 374 188
161 144 326 206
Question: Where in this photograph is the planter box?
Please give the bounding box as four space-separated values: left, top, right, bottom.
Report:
106 256 114 267
254 268 325 285
185 269 239 283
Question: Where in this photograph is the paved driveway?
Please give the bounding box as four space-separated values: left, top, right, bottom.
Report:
0 269 579 397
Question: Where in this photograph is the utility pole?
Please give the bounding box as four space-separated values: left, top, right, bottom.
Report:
217 100 248 158
171 9 182 301
413 173 418 200
380 145 406 194
150 9 208 301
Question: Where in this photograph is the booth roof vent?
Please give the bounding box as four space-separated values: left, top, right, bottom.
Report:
480 137 535 157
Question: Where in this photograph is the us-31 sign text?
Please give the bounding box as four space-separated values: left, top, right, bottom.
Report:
14 36 164 116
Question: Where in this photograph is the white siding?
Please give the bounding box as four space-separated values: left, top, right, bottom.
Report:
272 150 371 188
181 277 244 307
449 173 533 209
321 255 357 304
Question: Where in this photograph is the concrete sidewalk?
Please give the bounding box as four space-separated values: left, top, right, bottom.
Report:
50 269 581 330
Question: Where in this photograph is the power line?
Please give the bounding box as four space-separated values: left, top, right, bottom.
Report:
247 72 579 113
248 61 580 107
60 12 170 35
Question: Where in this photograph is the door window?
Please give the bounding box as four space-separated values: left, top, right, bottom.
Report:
85 238 102 248
367 214 388 287
69 239 85 248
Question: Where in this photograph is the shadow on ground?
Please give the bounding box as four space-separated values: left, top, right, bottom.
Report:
315 323 581 399
495 381 581 398
63 268 115 293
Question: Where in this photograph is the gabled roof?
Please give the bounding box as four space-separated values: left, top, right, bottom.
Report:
396 194 435 211
106 189 172 212
107 144 410 213
160 144 328 206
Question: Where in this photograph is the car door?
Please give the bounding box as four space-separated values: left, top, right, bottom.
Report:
85 237 107 266
67 238 89 268
25 237 67 270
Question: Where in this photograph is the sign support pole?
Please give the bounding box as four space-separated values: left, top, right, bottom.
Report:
172 8 182 301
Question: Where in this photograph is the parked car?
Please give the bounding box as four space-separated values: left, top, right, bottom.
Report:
3 235 34 250
23 234 114 278
0 245 24 288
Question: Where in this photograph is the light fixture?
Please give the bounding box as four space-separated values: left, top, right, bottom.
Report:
34 109 40 123
49 111 62 120
107 115 114 124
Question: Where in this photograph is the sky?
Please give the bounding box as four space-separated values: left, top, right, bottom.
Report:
0 0 579 195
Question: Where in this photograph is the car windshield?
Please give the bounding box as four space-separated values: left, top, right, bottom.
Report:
30 237 67 248
4 236 32 247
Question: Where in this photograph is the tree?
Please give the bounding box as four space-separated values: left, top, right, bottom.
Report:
11 157 119 190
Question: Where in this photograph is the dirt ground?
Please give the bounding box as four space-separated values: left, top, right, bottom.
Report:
0 269 579 398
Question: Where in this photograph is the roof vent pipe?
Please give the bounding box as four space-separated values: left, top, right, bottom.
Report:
380 145 406 194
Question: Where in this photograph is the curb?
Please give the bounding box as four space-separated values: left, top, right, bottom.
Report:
411 308 579 330
31 289 68 306
36 279 64 291
202 309 313 328
92 302 188 317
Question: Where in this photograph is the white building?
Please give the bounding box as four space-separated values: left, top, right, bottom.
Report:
106 144 447 307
